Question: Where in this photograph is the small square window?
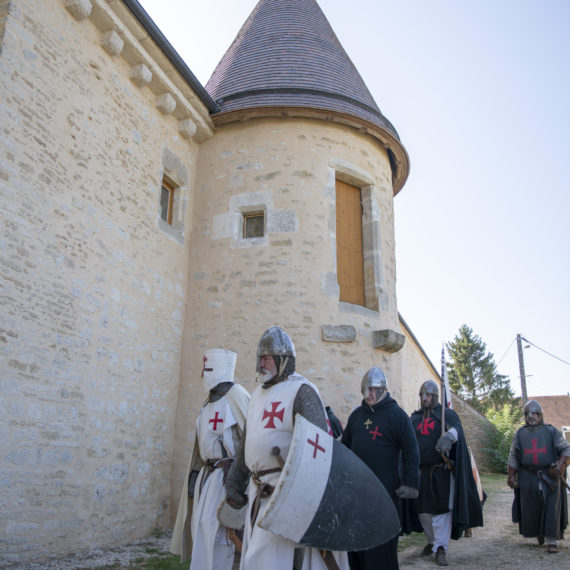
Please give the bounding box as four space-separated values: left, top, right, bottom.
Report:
160 179 175 225
243 212 264 238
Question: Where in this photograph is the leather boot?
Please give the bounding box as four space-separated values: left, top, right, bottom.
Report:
436 546 448 566
421 543 433 556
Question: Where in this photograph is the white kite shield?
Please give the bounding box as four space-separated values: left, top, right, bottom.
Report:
258 414 400 551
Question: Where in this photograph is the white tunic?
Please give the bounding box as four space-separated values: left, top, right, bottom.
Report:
170 384 250 567
240 375 348 570
190 397 237 570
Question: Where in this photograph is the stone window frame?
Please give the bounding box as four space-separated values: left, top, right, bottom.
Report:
157 148 189 244
328 159 386 313
242 210 266 239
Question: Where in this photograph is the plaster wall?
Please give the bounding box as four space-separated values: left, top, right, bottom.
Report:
172 118 403 506
0 0 205 563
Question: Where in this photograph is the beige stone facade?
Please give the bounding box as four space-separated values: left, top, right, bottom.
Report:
1 1 447 564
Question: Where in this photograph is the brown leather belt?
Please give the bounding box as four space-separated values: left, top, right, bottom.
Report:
250 467 282 525
200 457 233 494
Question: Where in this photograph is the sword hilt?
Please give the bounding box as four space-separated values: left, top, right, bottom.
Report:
271 446 285 468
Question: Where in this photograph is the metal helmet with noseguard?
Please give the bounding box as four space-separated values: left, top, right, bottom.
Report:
256 326 296 372
523 399 543 424
361 367 388 401
201 348 237 392
419 380 439 408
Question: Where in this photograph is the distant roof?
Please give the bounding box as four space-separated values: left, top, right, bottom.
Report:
206 0 409 194
529 395 570 431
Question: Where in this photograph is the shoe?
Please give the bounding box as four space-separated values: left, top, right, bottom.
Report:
421 543 433 556
537 536 545 545
547 544 558 553
464 528 472 537
436 546 448 567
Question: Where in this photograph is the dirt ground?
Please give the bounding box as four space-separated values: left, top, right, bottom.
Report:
398 476 569 569
8 476 569 569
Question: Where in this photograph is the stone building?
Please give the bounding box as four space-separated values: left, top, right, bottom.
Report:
1 0 451 564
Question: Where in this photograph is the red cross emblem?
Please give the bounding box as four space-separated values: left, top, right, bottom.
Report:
201 355 213 378
209 411 223 431
262 402 285 429
369 426 383 440
417 417 435 435
307 433 325 458
524 438 547 464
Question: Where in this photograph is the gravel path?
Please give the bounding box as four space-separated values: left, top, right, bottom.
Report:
6 482 569 569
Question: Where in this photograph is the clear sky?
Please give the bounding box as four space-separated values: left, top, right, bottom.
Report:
138 0 570 398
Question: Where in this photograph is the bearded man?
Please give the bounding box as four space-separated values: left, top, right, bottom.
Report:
170 348 250 569
341 366 419 569
410 380 482 567
507 399 570 553
224 326 348 570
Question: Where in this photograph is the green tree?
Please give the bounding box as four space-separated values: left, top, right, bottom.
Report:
484 403 523 473
446 324 515 414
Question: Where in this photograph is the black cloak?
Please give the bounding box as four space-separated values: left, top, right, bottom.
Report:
407 404 483 539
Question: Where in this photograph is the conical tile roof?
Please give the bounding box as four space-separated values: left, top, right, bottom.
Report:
206 0 408 193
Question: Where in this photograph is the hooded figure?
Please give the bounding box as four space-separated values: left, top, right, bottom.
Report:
507 400 570 553
341 366 419 569
225 327 348 570
409 380 483 567
170 349 250 569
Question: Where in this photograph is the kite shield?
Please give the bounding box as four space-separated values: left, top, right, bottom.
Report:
257 414 400 551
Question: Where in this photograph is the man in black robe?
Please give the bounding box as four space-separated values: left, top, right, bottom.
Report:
410 380 483 566
341 366 419 570
507 399 570 554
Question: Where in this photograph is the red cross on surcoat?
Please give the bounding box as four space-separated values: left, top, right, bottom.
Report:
369 426 383 440
524 438 547 464
201 355 213 378
209 411 223 431
262 401 285 429
307 433 326 458
417 417 435 435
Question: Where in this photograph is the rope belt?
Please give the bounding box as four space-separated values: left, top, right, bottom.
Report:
250 467 282 525
200 457 233 495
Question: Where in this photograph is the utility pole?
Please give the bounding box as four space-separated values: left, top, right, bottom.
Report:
516 334 528 405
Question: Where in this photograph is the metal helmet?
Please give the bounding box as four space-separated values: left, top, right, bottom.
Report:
256 326 296 372
523 399 543 424
201 348 237 392
419 380 439 408
361 367 388 398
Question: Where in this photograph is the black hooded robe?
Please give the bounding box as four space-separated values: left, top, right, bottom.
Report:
341 393 419 569
409 404 483 539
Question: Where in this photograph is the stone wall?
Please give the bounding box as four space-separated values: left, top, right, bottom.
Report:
0 0 211 564
450 394 496 473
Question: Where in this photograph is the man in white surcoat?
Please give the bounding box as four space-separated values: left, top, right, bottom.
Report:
170 348 250 569
225 326 348 570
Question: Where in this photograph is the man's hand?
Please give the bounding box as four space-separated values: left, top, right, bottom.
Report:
395 485 419 499
547 456 570 479
435 431 454 454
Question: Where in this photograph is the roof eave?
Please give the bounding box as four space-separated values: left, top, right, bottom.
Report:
210 107 410 195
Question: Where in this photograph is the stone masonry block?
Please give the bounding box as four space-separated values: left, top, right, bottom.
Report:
322 325 356 343
156 93 176 115
101 30 124 56
372 329 405 353
65 0 92 20
130 63 152 87
179 118 197 139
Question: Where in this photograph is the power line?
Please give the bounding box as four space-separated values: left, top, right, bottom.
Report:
496 337 516 368
521 337 570 366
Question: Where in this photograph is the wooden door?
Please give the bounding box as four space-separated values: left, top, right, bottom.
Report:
336 180 365 305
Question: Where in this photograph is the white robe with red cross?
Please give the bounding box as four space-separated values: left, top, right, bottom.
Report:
170 383 250 567
241 374 348 570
